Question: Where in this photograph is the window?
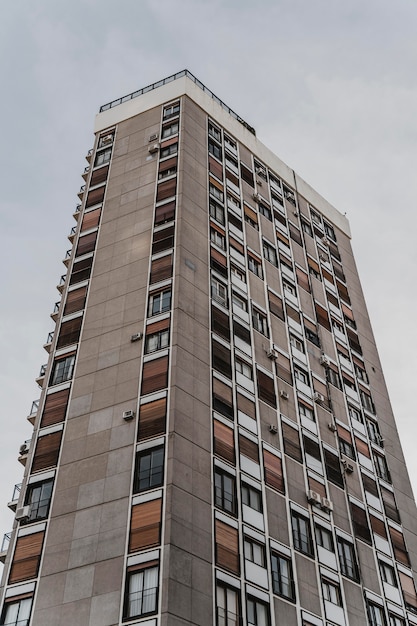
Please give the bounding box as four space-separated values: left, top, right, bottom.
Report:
389 615 405 626
326 367 342 390
324 222 336 241
1 597 32 626
291 511 313 556
210 183 224 202
134 446 164 493
236 359 253 380
161 121 178 138
316 525 334 551
232 293 247 311
271 553 295 600
145 329 169 354
148 289 171 316
248 255 263 278
252 309 268 335
367 420 383 447
259 203 272 221
211 228 226 250
216 584 240 626
340 439 356 460
241 484 262 512
160 142 178 159
214 468 236 515
244 538 266 566
360 390 375 414
367 602 386 626
158 163 177 180
50 354 75 385
322 579 341 605
349 405 363 424
25 479 53 523
374 454 391 482
301 220 313 237
299 403 314 421
94 147 111 167
124 565 159 619
231 265 245 282
247 597 270 626
209 123 221 142
209 140 222 160
210 199 225 224
290 335 304 353
305 328 320 347
283 281 296 297
337 537 358 580
211 277 228 307
294 368 309 386
262 241 278 266
163 102 180 119
380 561 397 586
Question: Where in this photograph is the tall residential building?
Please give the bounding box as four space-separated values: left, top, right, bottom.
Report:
1 70 417 626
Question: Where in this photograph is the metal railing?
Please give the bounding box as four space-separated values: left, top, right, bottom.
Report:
1 532 11 552
99 69 256 136
30 399 39 415
11 483 22 502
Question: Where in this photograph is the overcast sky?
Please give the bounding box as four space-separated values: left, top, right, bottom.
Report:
1 0 416 543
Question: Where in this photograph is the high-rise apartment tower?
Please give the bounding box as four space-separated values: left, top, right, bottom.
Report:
1 70 417 626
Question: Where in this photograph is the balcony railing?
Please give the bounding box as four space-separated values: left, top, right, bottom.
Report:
99 69 256 136
85 148 93 162
8 483 22 511
57 274 66 292
43 331 54 353
27 399 39 425
0 532 11 562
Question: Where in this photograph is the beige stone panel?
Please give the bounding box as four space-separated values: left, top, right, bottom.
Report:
263 261 281 293
170 347 210 408
59 431 111 465
32 571 66 610
310 274 326 306
270 315 287 351
286 457 307 505
294 554 321 615
304 233 318 258
89 591 121 626
343 469 363 502
51 486 79 517
297 194 310 219
63 565 95 603
174 311 210 366
67 535 99 569
67 393 93 419
319 328 336 359
298 287 314 319
259 404 280 447
95 527 127 562
245 222 261 253
248 272 266 309
292 239 307 269
356 542 380 593
328 484 351 532
177 218 209 263
273 597 297 626
259 214 275 242
265 490 289 544
343 579 368 626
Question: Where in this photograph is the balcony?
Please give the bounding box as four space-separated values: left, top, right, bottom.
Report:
35 364 47 388
7 483 22 512
51 301 60 322
63 249 72 267
82 165 90 180
73 203 82 220
77 184 86 200
68 225 77 243
85 148 93 163
0 532 11 563
27 399 39 425
43 331 54 353
57 274 66 293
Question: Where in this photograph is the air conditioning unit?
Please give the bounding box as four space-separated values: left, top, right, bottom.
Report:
269 424 278 434
280 390 289 400
101 134 113 145
319 354 331 367
19 443 29 455
321 236 329 246
149 133 159 142
267 348 278 361
252 192 262 202
15 506 30 522
328 422 337 432
321 497 334 512
148 143 159 154
122 410 135 421
293 210 299 217
256 167 264 176
307 490 321 506
314 392 325 403
130 333 142 342
342 460 354 474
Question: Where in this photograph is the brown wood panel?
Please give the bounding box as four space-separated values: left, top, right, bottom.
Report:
141 356 169 396
138 397 167 441
31 431 62 473
129 499 162 552
215 520 239 574
9 531 44 584
263 449 284 493
40 388 70 428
